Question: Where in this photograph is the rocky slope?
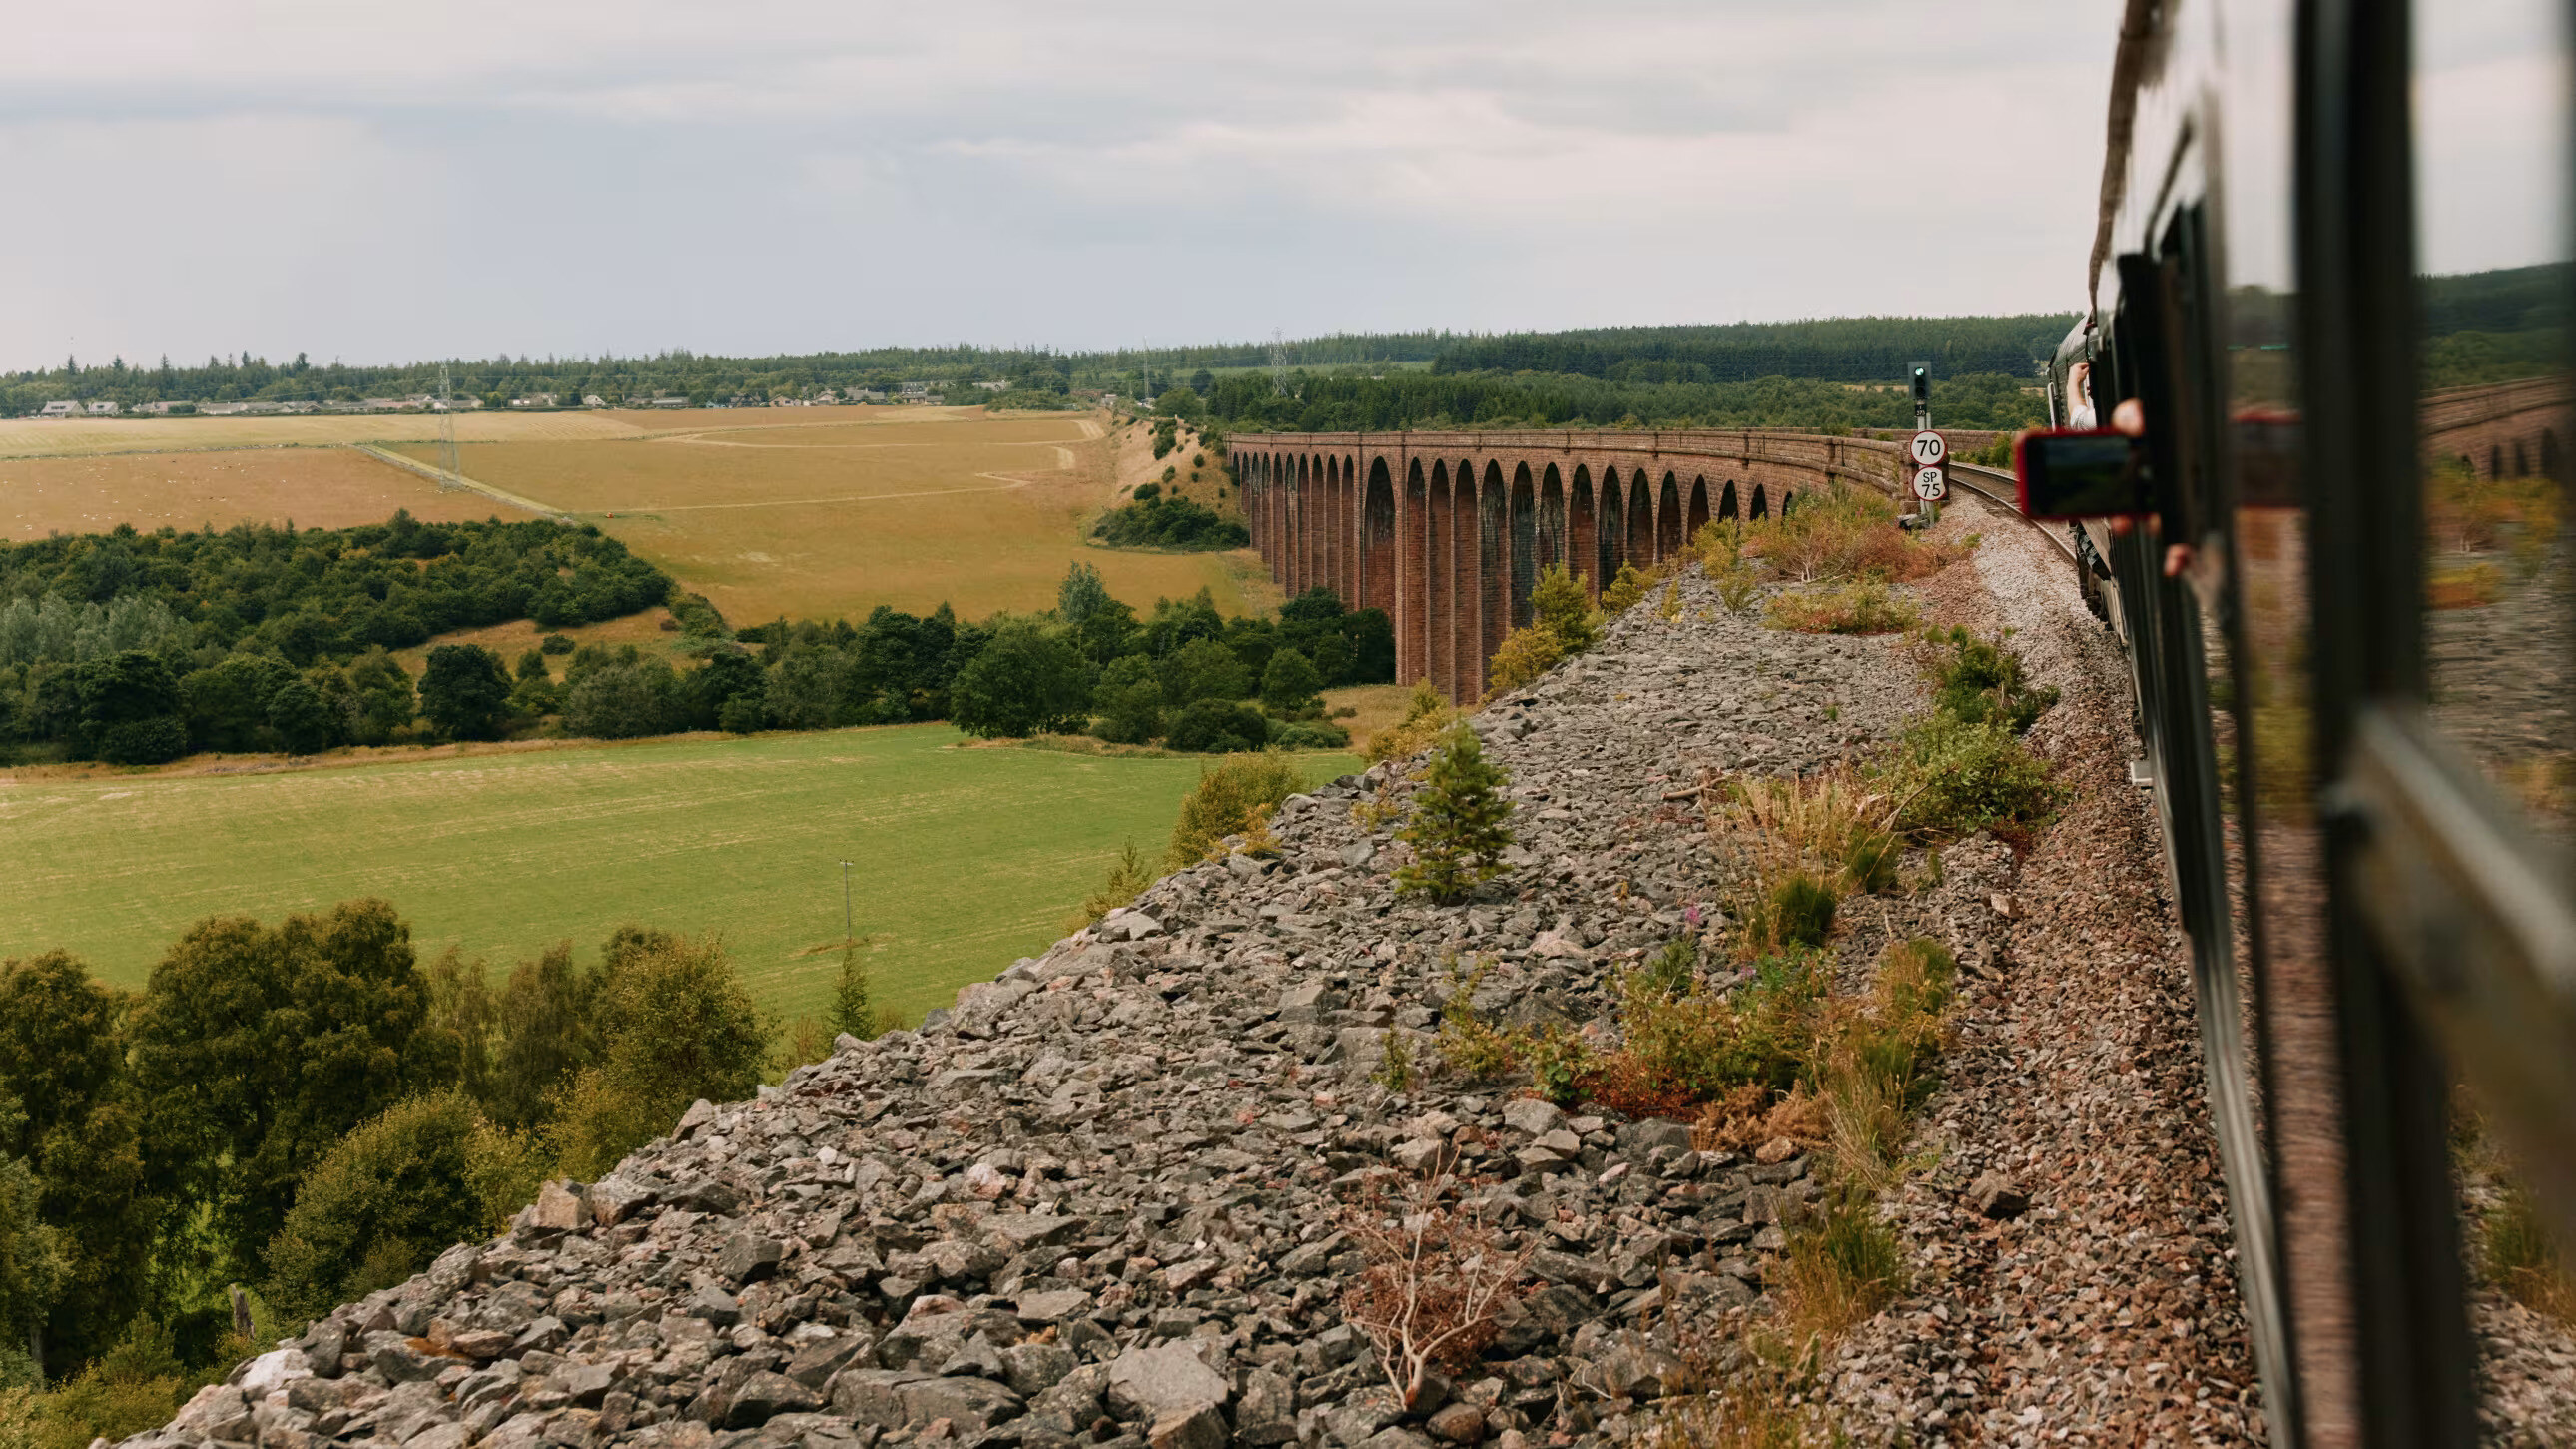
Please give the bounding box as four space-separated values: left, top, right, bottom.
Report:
152 527 2541 1449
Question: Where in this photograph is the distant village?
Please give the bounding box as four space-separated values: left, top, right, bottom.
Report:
21 378 1016 419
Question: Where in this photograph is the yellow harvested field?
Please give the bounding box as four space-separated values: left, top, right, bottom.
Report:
0 447 503 540
0 409 642 459
607 403 969 433
393 412 1271 623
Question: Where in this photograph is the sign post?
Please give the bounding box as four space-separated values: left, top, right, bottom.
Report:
1905 363 1940 519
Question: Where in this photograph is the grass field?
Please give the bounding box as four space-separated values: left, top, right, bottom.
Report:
0 409 642 460
390 412 1267 623
0 447 506 540
0 726 1359 1024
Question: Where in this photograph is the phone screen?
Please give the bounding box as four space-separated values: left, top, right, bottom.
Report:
2016 429 2151 520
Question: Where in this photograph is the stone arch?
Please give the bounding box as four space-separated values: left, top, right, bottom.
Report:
1429 462 1455 702
1570 466 1599 602
1750 482 1770 520
1599 468 1625 586
1686 476 1710 537
1343 454 1362 603
1623 469 1652 571
1480 462 1510 695
1510 463 1539 629
2514 439 2531 477
2545 428 2563 479
1782 489 1797 517
1402 459 1428 687
1720 477 1740 521
1539 465 1568 589
2491 444 2505 479
1656 472 1683 559
1328 455 1348 603
1363 457 1396 618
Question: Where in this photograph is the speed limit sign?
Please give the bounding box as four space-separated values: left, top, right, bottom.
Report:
1911 465 1947 501
1909 430 1947 466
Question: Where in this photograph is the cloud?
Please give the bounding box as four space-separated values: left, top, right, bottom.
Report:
1 0 2151 368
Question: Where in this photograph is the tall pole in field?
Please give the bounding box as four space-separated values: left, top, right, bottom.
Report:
438 362 460 490
840 860 855 944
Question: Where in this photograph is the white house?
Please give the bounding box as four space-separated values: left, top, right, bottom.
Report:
584 395 608 408
87 400 121 416
509 393 558 409
651 396 690 408
38 399 79 417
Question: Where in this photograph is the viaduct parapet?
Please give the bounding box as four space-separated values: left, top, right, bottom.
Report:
1228 428 1910 700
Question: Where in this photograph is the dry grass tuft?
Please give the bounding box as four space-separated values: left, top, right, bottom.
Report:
1764 582 1919 635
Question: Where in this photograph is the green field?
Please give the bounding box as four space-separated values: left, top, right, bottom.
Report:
0 729 1356 1024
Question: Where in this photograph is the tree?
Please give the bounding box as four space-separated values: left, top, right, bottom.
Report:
127 900 445 1276
260 1092 491 1326
75 651 185 764
1055 561 1112 626
949 622 1090 738
417 645 509 740
1261 647 1324 717
0 1156 65 1376
1164 751 1306 867
180 653 295 753
549 934 771 1179
828 947 886 1042
1394 723 1515 904
1090 655 1164 745
561 657 680 739
1159 636 1252 707
343 648 415 744
0 953 156 1368
266 677 337 755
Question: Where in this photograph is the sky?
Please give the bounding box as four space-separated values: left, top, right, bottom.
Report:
0 0 2555 372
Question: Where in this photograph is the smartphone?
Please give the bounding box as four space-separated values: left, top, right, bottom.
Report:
2015 428 2153 521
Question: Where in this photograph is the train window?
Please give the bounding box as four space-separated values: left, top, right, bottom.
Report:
2413 0 2574 839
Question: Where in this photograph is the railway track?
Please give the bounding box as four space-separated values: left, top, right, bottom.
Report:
1941 458 2079 564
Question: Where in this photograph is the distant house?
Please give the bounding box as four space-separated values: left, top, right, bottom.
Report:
974 380 1009 392
811 389 839 405
38 399 79 418
86 400 121 416
849 388 886 403
282 400 317 413
199 402 248 416
509 393 557 409
584 394 608 408
651 396 690 408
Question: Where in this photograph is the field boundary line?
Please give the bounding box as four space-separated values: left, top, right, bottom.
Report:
351 444 569 520
586 470 1037 514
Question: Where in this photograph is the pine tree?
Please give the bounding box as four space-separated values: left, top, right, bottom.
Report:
1394 723 1516 904
829 945 881 1042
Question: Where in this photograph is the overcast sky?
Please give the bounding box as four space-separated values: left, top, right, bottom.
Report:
0 0 2546 373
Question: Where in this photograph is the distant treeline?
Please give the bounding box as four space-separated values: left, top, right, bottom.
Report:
0 512 1388 763
1187 368 2052 434
1427 315 2079 384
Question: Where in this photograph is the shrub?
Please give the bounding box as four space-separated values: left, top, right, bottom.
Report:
1482 624 1565 699
1529 564 1598 651
1260 647 1325 716
1764 581 1918 634
1781 1187 1906 1334
1365 680 1453 763
1892 713 2061 838
1165 698 1269 753
1742 481 1957 584
1926 627 2058 733
540 633 574 655
1581 955 1824 1120
1394 723 1514 904
1601 561 1653 614
1166 751 1306 867
1767 872 1838 948
1714 565 1760 614
1069 842 1154 931
1267 718 1350 750
23 1321 192 1449
262 1091 493 1325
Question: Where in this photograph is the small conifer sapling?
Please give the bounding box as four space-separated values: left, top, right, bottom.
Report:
1394 722 1516 904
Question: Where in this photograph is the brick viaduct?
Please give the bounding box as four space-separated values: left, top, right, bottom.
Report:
1232 375 2569 701
1227 429 1916 700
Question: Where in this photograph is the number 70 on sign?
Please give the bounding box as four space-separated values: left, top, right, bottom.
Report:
1908 430 1947 465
